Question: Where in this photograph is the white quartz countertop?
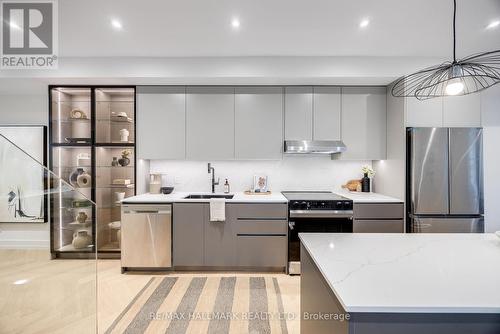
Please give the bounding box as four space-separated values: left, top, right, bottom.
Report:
299 233 500 314
121 191 288 204
334 190 403 203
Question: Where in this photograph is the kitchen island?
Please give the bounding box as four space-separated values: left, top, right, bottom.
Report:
299 233 500 334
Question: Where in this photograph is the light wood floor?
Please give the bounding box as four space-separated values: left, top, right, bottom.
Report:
97 261 300 334
0 250 300 334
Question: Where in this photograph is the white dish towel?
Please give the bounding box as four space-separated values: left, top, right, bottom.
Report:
210 198 226 222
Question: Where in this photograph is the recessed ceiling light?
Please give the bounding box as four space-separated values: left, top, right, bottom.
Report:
13 279 29 285
231 18 240 29
111 19 123 30
486 20 500 30
359 19 370 28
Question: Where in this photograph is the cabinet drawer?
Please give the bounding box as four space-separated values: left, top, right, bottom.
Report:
235 219 287 235
230 204 287 219
353 219 404 233
236 235 287 267
354 203 404 219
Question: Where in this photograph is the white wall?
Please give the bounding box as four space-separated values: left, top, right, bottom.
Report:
149 157 371 193
481 85 500 233
0 94 49 248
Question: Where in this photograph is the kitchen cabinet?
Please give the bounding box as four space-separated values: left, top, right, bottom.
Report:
284 86 341 141
232 203 288 268
172 202 287 269
204 205 235 266
313 86 341 140
173 203 204 266
443 94 481 127
340 87 387 160
235 87 283 159
136 86 186 160
405 93 481 128
353 203 404 233
285 86 313 140
406 97 443 127
186 87 235 160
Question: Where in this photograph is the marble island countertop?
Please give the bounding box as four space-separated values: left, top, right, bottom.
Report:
121 191 288 204
299 233 500 313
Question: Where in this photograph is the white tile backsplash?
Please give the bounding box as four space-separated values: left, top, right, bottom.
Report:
149 156 371 193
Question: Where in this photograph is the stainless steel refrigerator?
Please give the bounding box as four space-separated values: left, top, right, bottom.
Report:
407 128 484 233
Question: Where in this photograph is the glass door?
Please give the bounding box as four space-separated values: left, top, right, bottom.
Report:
50 87 92 145
94 88 136 256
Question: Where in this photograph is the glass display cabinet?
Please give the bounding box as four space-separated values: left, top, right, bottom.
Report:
49 86 136 258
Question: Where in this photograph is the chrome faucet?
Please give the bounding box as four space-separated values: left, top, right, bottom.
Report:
208 163 219 193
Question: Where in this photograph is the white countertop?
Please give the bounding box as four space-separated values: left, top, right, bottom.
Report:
121 191 288 204
334 190 403 203
299 233 500 314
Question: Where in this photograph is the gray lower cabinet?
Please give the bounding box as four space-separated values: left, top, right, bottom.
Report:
173 202 287 269
136 86 186 159
173 203 204 266
233 204 288 268
235 87 283 160
353 203 404 233
236 235 287 267
186 86 235 160
204 205 235 266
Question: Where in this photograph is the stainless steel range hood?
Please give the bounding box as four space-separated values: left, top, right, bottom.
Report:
284 140 347 154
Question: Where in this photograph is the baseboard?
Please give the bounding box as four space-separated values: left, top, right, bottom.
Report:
0 239 49 249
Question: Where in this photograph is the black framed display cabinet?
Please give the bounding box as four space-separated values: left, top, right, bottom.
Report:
49 86 136 259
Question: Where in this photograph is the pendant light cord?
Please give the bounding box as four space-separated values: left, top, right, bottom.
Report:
453 0 457 62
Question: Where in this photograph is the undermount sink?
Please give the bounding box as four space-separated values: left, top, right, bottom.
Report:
184 194 234 199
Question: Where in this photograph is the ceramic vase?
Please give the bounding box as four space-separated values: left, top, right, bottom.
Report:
118 155 130 167
72 230 92 249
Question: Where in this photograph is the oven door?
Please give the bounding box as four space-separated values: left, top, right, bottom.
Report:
288 211 353 275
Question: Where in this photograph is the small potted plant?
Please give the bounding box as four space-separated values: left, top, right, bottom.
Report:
118 149 132 167
361 165 375 192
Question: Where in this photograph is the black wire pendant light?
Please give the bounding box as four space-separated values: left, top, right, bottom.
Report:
392 0 500 100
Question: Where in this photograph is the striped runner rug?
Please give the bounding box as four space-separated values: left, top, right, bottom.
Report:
105 276 291 334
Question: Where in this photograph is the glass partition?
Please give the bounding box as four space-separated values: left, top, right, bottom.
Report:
0 132 97 333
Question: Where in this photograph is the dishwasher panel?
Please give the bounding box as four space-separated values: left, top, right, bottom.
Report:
121 204 172 270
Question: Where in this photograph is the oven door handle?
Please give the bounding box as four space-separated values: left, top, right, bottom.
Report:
289 210 354 219
288 221 295 230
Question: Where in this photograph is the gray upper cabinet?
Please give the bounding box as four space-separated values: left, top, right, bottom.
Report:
443 94 481 127
313 87 341 140
136 86 186 159
186 87 235 160
340 87 387 160
405 97 443 127
235 87 283 160
284 86 313 140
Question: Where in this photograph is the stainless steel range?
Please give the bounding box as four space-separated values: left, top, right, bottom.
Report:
282 191 353 275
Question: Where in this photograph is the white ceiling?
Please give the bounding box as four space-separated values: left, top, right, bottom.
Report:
1 0 500 94
59 0 500 58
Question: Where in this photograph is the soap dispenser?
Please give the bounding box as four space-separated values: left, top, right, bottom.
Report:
224 179 230 194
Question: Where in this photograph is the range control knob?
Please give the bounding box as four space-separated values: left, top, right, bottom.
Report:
291 201 300 209
344 201 352 209
300 201 308 210
334 201 343 209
